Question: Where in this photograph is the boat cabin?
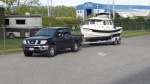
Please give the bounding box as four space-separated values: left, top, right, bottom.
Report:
84 17 114 29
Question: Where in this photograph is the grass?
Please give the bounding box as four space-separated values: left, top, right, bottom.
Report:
121 30 150 38
0 38 23 54
0 30 150 54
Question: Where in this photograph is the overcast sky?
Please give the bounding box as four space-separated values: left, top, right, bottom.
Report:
40 0 150 6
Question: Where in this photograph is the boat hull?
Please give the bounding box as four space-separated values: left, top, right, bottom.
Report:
80 28 122 41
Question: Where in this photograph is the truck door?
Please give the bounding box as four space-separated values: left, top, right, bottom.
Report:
55 29 65 50
63 29 72 48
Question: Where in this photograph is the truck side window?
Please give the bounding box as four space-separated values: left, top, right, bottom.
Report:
63 29 70 35
57 29 64 37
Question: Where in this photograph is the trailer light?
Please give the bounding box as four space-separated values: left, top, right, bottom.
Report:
23 40 27 44
40 40 47 44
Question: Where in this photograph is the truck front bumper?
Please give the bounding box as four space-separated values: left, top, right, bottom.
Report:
22 44 49 53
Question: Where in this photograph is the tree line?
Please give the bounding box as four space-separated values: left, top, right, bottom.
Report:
0 0 76 17
1 0 150 27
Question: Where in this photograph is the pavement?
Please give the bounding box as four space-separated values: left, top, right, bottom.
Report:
0 35 150 84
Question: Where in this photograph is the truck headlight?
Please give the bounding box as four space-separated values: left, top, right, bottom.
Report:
23 40 27 44
40 40 47 44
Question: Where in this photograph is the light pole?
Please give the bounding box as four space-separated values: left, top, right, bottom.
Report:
82 5 84 24
129 6 132 19
108 0 111 18
148 1 150 17
113 0 115 21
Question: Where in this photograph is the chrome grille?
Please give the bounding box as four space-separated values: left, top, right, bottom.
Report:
27 40 39 45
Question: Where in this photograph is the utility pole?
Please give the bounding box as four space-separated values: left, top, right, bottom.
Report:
107 0 109 12
113 0 115 21
129 6 132 19
108 0 110 18
148 1 150 17
47 0 50 17
5 0 7 15
50 0 52 17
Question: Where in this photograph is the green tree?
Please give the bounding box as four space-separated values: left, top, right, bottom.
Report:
1 0 41 15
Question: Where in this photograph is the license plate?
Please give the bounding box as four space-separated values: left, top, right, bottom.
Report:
29 48 34 51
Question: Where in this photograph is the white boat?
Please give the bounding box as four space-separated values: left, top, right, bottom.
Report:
80 13 122 41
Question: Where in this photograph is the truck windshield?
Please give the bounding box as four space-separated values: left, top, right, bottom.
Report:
34 28 56 36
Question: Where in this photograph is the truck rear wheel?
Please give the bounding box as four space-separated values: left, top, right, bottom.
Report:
24 52 33 57
71 42 79 52
46 45 56 57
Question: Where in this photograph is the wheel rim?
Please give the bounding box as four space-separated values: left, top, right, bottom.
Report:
50 47 55 56
118 39 121 44
114 39 117 45
74 43 78 51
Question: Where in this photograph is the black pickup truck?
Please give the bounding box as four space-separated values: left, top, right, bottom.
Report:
22 27 83 57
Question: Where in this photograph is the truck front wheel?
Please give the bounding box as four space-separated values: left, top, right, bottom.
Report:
71 42 79 52
46 45 56 57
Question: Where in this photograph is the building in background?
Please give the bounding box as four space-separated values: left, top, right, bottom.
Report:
5 14 42 38
76 2 150 18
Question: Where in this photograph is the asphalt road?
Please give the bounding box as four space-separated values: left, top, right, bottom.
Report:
0 35 150 84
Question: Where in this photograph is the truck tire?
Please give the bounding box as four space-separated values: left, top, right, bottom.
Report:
9 33 15 39
24 52 33 57
71 41 79 52
46 45 56 57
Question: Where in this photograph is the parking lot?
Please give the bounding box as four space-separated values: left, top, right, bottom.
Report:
0 35 150 84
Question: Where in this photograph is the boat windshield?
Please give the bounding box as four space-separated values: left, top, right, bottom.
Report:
85 20 96 25
90 20 95 24
85 20 89 24
96 20 103 25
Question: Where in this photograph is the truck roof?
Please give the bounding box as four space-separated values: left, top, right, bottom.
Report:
43 27 68 29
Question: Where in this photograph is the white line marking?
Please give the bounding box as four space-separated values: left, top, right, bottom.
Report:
98 52 107 56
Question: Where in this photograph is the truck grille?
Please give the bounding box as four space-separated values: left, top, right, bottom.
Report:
27 40 39 45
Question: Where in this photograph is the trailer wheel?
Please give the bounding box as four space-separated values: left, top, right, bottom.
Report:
117 38 121 44
113 38 118 45
9 33 15 39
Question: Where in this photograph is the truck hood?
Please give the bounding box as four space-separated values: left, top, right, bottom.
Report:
25 36 53 40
